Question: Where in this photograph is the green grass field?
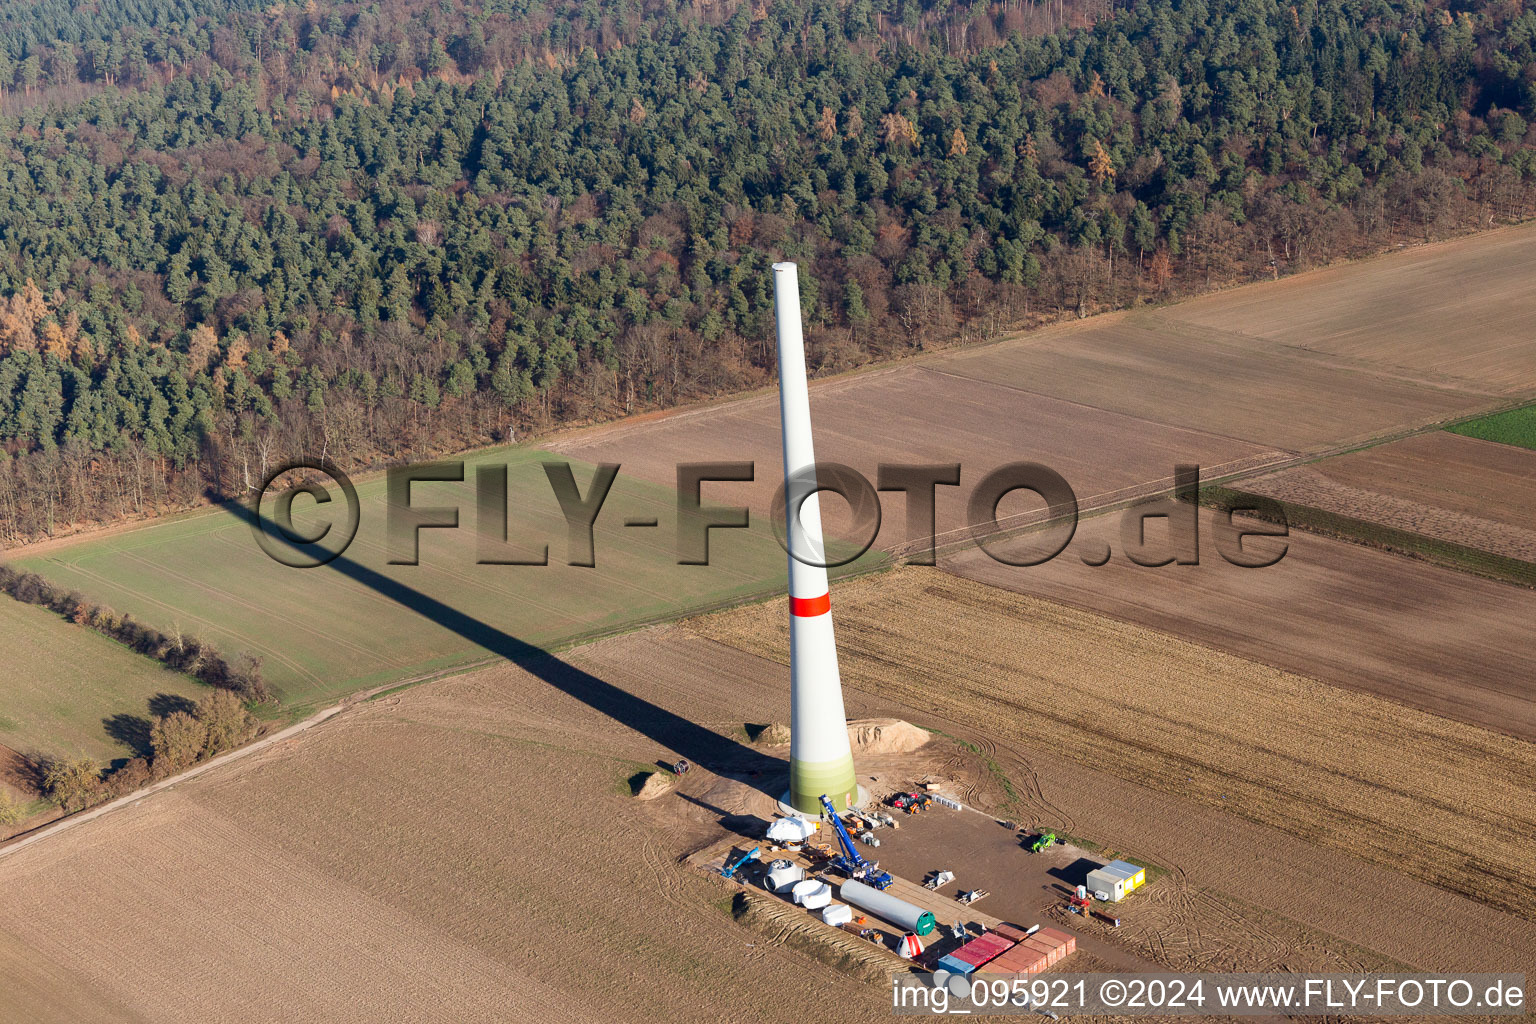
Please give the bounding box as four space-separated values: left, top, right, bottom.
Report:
0 598 208 764
1448 404 1536 450
13 446 883 712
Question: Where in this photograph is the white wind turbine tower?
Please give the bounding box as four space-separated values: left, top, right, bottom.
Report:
772 262 860 814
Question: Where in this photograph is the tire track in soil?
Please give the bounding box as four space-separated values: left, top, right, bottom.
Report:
119 549 384 664
44 555 324 687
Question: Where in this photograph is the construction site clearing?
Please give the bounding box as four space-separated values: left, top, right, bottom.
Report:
691 774 1151 984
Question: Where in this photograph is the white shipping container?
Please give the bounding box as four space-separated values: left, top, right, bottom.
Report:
1085 865 1135 902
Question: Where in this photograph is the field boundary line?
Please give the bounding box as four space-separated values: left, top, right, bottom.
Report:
904 385 1536 562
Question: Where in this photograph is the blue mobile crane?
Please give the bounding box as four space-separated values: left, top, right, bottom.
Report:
819 794 893 890
721 846 760 879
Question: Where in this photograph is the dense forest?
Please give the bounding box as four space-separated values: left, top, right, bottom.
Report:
1 0 1534 542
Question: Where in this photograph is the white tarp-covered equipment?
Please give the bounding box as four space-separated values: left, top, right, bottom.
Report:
821 903 853 926
766 816 818 842
792 880 833 909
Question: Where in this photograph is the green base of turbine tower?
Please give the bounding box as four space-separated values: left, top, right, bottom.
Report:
788 754 859 814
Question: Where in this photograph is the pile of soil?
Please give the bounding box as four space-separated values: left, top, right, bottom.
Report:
747 719 931 754
634 772 674 800
848 719 930 754
747 723 792 746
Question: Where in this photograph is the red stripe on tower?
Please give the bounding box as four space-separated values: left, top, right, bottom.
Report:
789 593 831 617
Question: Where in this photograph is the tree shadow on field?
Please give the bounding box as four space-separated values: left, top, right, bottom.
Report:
8 750 48 796
102 713 154 758
226 497 786 796
148 693 197 718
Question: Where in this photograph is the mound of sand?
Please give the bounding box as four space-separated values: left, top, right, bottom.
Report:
748 719 930 754
748 723 792 746
634 772 674 800
847 719 930 754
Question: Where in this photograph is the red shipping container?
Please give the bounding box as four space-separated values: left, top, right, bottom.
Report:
989 945 1038 970
1008 952 1048 975
989 946 1046 974
1035 927 1077 956
953 932 1015 967
983 939 1019 964
991 922 1031 943
1022 936 1059 966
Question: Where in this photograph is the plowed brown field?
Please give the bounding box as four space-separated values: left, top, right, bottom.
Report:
7 208 1536 1024
3 612 1534 1022
550 226 1536 545
1163 223 1536 392
689 567 1536 920
925 316 1490 453
1238 431 1536 562
549 364 1285 549
944 509 1536 740
0 662 886 1024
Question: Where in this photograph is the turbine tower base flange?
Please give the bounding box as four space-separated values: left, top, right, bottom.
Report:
777 785 872 819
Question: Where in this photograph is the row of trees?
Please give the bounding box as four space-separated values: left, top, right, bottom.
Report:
0 566 269 700
0 0 1534 542
36 689 259 815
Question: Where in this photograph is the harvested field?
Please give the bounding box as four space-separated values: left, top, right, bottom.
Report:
1238 431 1536 563
0 596 207 763
0 660 886 1024
3 619 1533 1024
945 509 1536 740
1058 880 1415 977
927 316 1491 453
549 228 1536 555
6 224 1536 1019
1162 222 1536 392
15 224 1535 734
689 567 1536 920
550 365 1285 547
583 629 1536 975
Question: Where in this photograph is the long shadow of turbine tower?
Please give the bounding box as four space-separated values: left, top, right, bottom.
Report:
227 495 784 794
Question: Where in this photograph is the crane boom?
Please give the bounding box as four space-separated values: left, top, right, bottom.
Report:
819 794 893 889
721 846 760 879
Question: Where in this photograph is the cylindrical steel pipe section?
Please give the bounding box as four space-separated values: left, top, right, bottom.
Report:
839 879 937 936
